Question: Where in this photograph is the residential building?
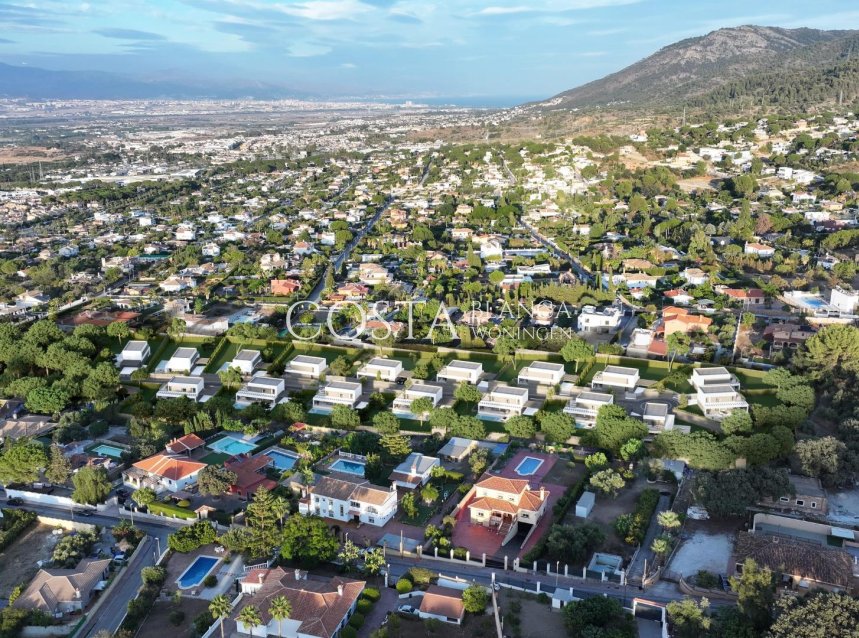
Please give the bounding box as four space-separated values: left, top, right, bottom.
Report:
722 288 767 308
312 381 363 413
237 568 364 638
642 402 676 432
466 475 550 546
831 287 859 314
690 367 749 420
664 289 694 305
477 384 529 421
358 263 392 286
284 355 328 379
356 357 403 382
298 474 397 526
662 306 713 337
118 340 150 366
681 268 709 285
744 242 776 258
230 349 263 376
388 452 441 489
165 347 200 373
530 303 556 326
391 383 443 418
418 586 466 625
517 361 565 386
437 360 483 384
760 475 828 515
225 454 277 499
159 275 196 293
437 437 478 461
236 374 286 408
13 558 111 618
591 365 640 391
123 452 207 493
577 305 623 333
270 279 300 296
563 391 614 429
165 433 205 456
156 376 205 401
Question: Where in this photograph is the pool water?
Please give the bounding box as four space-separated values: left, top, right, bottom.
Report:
514 456 544 476
208 436 256 456
330 459 366 476
801 297 826 308
91 444 124 458
267 449 299 471
177 556 219 589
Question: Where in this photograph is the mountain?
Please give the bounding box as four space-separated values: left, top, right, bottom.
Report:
0 63 305 100
534 26 859 113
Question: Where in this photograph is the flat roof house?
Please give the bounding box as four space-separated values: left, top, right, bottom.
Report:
118 340 150 366
517 361 565 386
123 452 207 493
230 349 263 376
578 305 623 333
356 357 403 382
642 402 676 433
760 475 828 515
156 375 205 401
285 355 328 379
392 383 443 418
564 391 614 429
418 586 466 625
437 437 478 461
466 475 550 546
690 367 748 420
312 381 362 413
436 360 483 385
236 374 286 408
165 347 200 374
591 365 640 391
13 558 111 618
477 384 529 422
298 474 397 527
388 453 440 489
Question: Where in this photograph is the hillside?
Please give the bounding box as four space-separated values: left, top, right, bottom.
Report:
532 25 859 113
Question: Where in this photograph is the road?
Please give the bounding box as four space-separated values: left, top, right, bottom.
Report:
519 218 594 285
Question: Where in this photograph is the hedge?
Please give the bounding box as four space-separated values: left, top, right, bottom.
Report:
0 509 36 553
361 587 380 602
168 521 217 552
618 488 660 545
340 627 358 638
348 613 365 629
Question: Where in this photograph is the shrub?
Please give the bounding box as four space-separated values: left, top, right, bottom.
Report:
169 610 185 626
141 566 167 586
395 578 413 594
0 509 37 553
340 627 358 638
361 587 380 602
356 599 373 614
408 567 434 586
168 521 217 553
453 547 467 560
696 570 719 589
52 532 98 568
203 574 218 588
177 499 191 508
348 613 365 629
616 488 659 545
536 592 550 605
457 483 473 495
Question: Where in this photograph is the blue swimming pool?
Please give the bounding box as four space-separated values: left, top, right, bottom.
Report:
267 449 299 471
177 556 219 589
91 444 124 458
208 436 256 456
330 458 366 476
514 456 544 476
801 297 827 308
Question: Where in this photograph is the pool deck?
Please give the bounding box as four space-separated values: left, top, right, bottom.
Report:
497 450 557 482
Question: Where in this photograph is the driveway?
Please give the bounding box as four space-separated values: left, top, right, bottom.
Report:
358 583 398 637
626 493 671 583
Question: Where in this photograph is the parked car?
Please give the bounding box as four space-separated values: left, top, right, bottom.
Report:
75 509 94 517
397 605 417 615
6 497 24 506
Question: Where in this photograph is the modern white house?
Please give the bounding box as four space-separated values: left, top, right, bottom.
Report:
298 474 397 526
118 340 150 366
831 287 859 314
517 361 565 386
563 391 614 429
477 384 529 421
642 402 676 432
236 373 286 408
312 380 363 413
388 452 441 489
392 383 444 418
165 347 200 374
690 367 749 420
591 365 640 391
356 357 403 382
284 355 328 379
229 349 263 376
577 305 623 333
156 376 205 401
437 360 483 384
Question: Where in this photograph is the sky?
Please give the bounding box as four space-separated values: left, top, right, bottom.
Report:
1 0 859 101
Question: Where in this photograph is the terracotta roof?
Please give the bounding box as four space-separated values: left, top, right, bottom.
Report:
13 558 111 615
132 453 206 480
165 433 205 454
225 454 277 493
474 475 530 496
310 475 393 507
419 586 466 620
469 496 520 515
734 532 854 588
724 288 765 299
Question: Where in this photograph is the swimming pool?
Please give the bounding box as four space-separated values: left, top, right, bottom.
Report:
266 449 299 471
91 444 124 458
330 458 366 476
514 456 544 476
208 436 256 456
177 556 219 589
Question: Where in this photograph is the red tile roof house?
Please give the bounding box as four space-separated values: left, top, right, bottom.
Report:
270 279 301 296
722 288 767 308
418 585 467 625
122 453 207 494
225 454 277 499
235 567 365 638
165 433 205 456
464 475 550 547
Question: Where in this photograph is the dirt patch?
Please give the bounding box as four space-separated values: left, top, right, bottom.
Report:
137 597 211 638
383 612 497 638
0 523 62 598
0 146 68 165
498 589 566 638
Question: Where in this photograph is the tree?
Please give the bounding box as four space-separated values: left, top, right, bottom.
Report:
363 548 385 575
454 382 481 404
503 415 535 438
409 397 434 424
400 492 418 519
45 444 71 485
560 337 593 373
380 434 411 458
218 367 243 390
372 411 400 435
72 467 111 504
545 523 604 563
768 592 859 638
106 321 130 345
798 324 859 380
657 510 681 532
694 468 792 517
584 452 609 470
666 598 711 638
132 487 157 511
468 447 489 477
650 535 671 558
592 405 648 453
539 411 574 444
330 405 360 430
666 332 691 371
421 483 439 505
209 595 232 638
729 558 775 630
762 367 793 391
461 585 488 614
280 516 338 566
237 605 262 636
198 465 238 496
338 539 361 570
563 596 636 638
721 410 753 436
245 487 286 558
168 317 187 339
795 436 858 487
26 386 70 415
269 596 292 638
590 469 626 497
272 400 306 425
619 438 643 462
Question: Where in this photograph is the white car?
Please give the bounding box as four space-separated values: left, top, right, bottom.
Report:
397 605 417 615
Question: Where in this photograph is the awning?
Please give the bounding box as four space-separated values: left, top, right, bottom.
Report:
831 527 854 540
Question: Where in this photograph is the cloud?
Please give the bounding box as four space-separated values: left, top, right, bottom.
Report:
0 37 14 44
476 6 533 16
213 20 279 37
580 50 607 57
278 0 375 21
94 28 166 41
341 62 357 68
389 12 422 24
288 41 332 56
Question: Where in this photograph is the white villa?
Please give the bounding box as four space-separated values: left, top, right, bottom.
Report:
236 373 286 408
298 474 397 526
118 340 150 366
284 355 328 379
563 391 614 428
437 360 483 384
230 349 262 376
517 361 565 386
123 452 206 493
356 357 403 382
392 383 444 418
642 402 676 432
156 376 205 401
312 380 363 413
165 347 200 374
591 365 640 391
477 384 529 421
690 367 749 420
577 305 623 333
388 452 441 489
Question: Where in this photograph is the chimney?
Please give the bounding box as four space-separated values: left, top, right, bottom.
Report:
294 569 301 581
410 454 419 476
74 588 81 599
540 487 545 501
337 585 344 597
258 572 264 584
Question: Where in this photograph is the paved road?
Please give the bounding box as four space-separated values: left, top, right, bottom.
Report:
520 219 594 285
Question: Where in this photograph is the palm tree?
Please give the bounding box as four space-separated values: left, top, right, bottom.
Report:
651 536 672 559
268 596 292 638
657 510 681 533
209 594 232 638
237 605 263 636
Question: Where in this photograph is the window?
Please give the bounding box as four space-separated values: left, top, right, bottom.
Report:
368 517 375 524
796 500 804 507
779 497 790 503
810 502 817 509
350 501 360 508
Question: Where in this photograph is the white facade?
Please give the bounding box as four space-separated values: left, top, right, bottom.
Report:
563 391 614 428
591 365 640 390
236 374 286 408
165 347 200 373
230 349 263 376
577 305 623 333
690 367 749 420
312 381 362 412
299 475 397 527
392 383 444 417
517 361 565 386
356 357 403 382
642 402 676 432
156 376 205 401
831 287 859 314
284 355 328 379
477 384 528 421
437 360 483 384
119 340 150 365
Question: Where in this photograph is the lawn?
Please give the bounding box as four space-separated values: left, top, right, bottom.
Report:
292 341 363 364
745 389 780 407
148 501 197 519
200 452 231 465
204 340 244 373
730 366 772 390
